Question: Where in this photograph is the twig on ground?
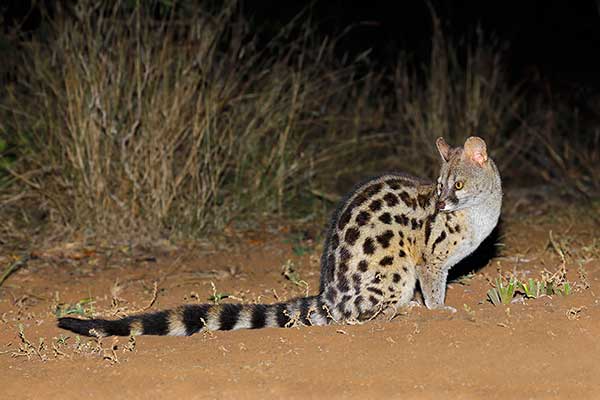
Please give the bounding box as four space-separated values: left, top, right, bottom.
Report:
0 253 30 288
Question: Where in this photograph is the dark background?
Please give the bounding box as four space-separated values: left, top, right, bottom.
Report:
243 0 600 92
3 0 600 91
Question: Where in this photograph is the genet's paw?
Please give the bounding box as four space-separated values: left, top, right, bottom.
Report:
426 303 457 313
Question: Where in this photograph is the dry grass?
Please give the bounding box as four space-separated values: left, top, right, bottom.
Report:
0 2 384 238
0 2 596 243
388 11 531 177
523 106 600 199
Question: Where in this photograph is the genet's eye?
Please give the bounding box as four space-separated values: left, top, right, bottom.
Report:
454 181 464 190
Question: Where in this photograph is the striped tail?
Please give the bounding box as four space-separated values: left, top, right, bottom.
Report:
57 295 330 337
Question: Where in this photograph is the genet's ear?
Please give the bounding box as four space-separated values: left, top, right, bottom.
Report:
436 137 451 162
463 136 488 167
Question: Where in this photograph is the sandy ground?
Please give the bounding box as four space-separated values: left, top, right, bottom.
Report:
1 200 599 399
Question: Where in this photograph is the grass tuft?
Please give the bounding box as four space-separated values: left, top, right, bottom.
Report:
388 11 531 178
487 277 517 306
0 2 384 238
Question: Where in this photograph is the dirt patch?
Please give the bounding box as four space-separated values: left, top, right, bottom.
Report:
1 204 599 399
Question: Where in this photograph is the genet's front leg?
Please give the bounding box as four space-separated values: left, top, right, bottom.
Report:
417 265 456 312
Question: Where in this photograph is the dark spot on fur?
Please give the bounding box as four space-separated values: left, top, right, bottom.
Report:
356 211 371 226
326 287 337 303
393 273 401 283
337 273 350 292
417 193 431 208
378 212 392 224
345 227 360 246
339 247 351 262
299 298 313 325
398 192 416 209
326 254 335 282
349 193 369 210
316 298 330 320
402 266 408 272
394 214 409 225
399 239 404 247
369 199 383 212
338 262 349 273
383 192 399 207
399 192 413 207
354 295 363 308
410 218 422 230
338 209 352 230
358 260 368 272
363 237 375 255
364 183 383 197
431 231 447 253
367 287 384 296
455 225 461 233
424 213 436 244
376 230 394 248
331 233 340 249
399 249 406 257
386 179 403 190
371 275 381 284
369 296 379 306
379 256 394 266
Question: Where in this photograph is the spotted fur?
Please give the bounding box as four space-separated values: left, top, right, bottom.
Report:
58 136 501 337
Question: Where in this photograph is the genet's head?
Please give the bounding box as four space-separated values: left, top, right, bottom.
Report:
435 136 496 212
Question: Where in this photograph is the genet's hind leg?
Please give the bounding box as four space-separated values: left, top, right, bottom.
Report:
381 263 418 319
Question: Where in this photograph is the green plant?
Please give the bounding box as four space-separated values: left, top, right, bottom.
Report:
487 277 517 305
208 282 229 305
556 281 571 296
55 298 95 318
208 293 230 304
488 273 573 306
518 278 545 299
282 259 309 290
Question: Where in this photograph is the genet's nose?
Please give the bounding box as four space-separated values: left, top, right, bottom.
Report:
436 200 445 210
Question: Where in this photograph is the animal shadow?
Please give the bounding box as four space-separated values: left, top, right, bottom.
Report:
447 219 503 282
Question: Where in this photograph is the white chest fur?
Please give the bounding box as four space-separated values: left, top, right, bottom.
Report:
443 196 502 270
